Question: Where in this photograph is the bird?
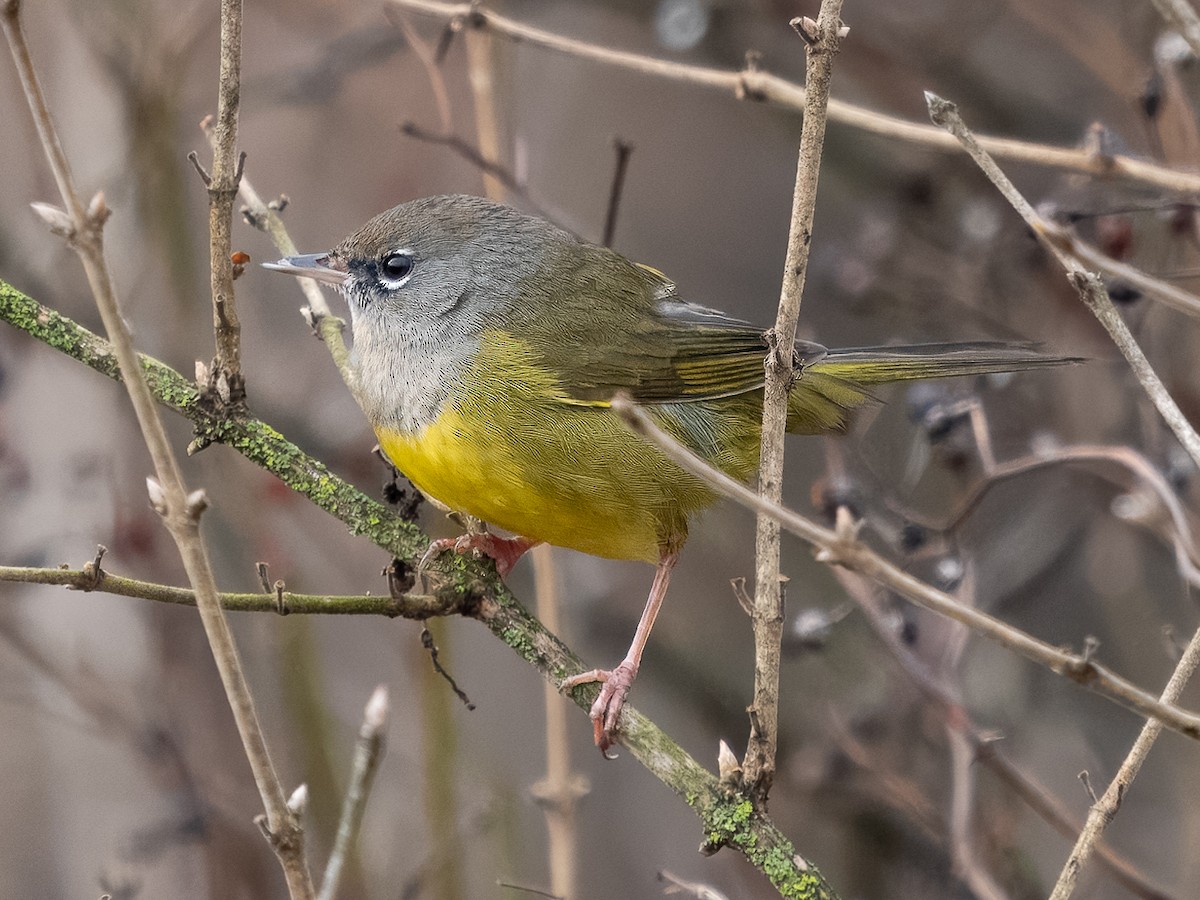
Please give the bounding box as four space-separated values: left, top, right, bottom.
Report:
265 193 1075 753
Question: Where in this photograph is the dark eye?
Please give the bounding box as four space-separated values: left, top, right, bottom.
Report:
379 251 414 282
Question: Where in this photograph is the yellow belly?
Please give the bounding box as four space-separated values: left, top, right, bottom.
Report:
377 407 665 562
372 329 732 562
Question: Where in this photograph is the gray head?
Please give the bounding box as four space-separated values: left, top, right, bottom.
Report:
264 195 581 433
264 194 576 336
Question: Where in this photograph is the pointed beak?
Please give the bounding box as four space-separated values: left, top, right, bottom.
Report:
262 253 348 287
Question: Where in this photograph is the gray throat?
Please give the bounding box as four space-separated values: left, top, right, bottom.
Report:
346 317 475 436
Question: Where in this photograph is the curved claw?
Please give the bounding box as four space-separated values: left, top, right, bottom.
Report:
563 661 639 756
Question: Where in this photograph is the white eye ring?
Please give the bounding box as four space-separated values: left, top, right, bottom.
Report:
378 250 415 288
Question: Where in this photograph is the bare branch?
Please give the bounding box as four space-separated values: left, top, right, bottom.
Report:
925 92 1200 473
317 687 389 900
387 0 1200 196
744 0 844 801
204 0 248 404
0 3 312 894
611 395 1200 743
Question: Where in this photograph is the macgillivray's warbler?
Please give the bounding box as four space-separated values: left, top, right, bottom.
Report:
265 194 1076 753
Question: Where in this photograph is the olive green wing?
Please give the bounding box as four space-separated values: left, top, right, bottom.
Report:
509 255 825 406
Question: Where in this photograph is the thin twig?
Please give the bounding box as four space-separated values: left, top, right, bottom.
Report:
601 138 633 247
929 444 1200 588
398 122 552 220
941 565 1009 900
228 147 354 385
834 569 1176 900
0 564 448 617
611 396 1200 742
529 547 585 900
385 7 454 131
204 0 247 405
929 93 1200 890
0 285 839 900
317 686 389 900
1048 623 1200 899
743 0 844 801
925 92 1200 473
1055 226 1200 319
387 0 1200 196
0 4 313 895
464 21 504 201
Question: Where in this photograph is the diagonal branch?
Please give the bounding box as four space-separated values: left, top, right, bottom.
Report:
611 395 1200 743
0 278 840 899
922 91 1200 900
0 2 311 892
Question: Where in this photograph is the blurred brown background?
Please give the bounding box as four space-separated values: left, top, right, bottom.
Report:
2 0 1199 897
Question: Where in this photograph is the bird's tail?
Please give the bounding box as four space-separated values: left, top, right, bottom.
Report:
786 341 1079 434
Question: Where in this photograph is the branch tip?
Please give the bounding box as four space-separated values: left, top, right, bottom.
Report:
364 685 390 731
924 91 957 127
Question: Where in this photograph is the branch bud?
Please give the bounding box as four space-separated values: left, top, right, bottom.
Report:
364 684 390 733
146 476 168 515
30 201 74 238
185 488 209 519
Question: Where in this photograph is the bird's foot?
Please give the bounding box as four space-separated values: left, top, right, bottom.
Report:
420 532 538 578
562 659 639 757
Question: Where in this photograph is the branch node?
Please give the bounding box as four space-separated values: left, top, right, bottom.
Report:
1078 769 1098 803
253 812 271 841
240 204 264 229
286 783 308 816
791 16 819 45
730 576 754 616
924 90 958 129
77 544 108 591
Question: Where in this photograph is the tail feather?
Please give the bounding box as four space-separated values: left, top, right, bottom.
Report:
787 341 1079 434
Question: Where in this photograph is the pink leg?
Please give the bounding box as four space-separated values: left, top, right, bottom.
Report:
562 551 679 756
421 533 540 578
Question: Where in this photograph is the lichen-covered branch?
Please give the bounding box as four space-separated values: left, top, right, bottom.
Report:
0 276 840 899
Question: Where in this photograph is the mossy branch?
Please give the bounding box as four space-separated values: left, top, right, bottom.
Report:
0 276 840 899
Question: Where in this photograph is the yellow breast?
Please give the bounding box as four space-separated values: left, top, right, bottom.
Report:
374 329 705 563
